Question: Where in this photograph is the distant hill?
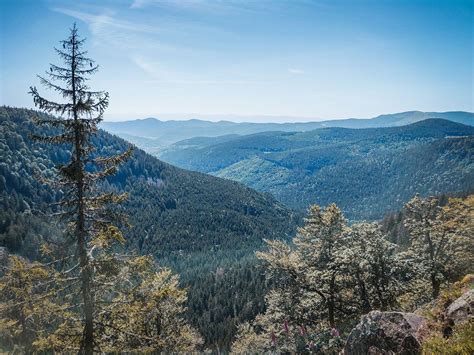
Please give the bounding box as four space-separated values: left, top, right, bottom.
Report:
317 111 474 128
101 111 473 150
0 106 298 350
159 119 474 220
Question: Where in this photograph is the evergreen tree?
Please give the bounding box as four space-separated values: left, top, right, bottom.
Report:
29 23 132 353
235 205 350 353
292 204 349 328
404 194 473 299
341 222 409 312
0 255 66 352
94 256 202 352
0 25 209 353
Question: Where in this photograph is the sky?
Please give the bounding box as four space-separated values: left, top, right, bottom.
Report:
1 0 473 122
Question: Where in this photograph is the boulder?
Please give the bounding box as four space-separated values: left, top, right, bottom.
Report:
344 311 427 355
446 289 474 325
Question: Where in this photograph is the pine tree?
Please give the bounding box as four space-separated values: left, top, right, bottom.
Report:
237 204 349 353
29 23 132 354
341 222 409 312
292 204 348 328
94 256 202 352
0 255 65 352
404 194 473 299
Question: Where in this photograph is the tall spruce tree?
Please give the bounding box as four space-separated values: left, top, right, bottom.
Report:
29 24 132 354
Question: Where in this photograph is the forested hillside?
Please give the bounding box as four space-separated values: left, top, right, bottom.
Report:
0 106 298 350
160 119 474 220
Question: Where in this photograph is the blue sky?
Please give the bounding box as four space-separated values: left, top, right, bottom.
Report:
1 0 472 122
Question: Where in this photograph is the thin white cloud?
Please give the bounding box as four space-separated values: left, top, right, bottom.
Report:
288 68 305 75
131 0 206 10
144 79 260 84
53 7 160 34
132 55 164 78
53 6 221 53
52 7 175 52
129 0 272 14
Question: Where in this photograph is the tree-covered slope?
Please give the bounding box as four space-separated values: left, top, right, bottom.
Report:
160 119 474 220
0 106 298 350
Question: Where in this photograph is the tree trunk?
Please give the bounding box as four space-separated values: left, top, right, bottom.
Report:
328 276 336 327
71 28 94 354
77 186 94 355
328 299 335 328
356 269 371 313
431 273 440 299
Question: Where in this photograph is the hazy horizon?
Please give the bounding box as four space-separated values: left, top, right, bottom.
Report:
102 110 472 123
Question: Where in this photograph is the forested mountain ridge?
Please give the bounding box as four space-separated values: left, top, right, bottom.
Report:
101 111 473 152
160 119 474 220
317 110 473 128
0 106 298 350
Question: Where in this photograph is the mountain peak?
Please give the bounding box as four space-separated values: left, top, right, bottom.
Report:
140 117 161 122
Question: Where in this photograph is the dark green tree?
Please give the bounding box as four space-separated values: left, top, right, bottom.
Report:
29 24 132 354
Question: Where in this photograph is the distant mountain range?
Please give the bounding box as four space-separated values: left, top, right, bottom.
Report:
159 119 474 220
101 111 473 153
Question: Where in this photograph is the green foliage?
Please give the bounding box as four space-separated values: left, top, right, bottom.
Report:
159 119 474 220
233 204 408 352
420 276 474 355
422 320 474 355
3 101 473 351
404 195 473 298
233 197 474 352
0 256 65 352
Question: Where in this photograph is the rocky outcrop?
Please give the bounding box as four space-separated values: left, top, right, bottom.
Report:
446 289 473 325
344 311 427 355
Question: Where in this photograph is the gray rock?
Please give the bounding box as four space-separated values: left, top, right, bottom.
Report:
446 289 474 325
344 311 427 355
